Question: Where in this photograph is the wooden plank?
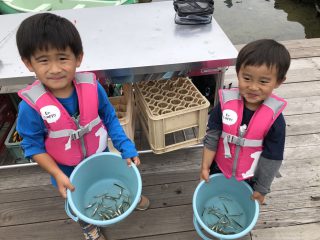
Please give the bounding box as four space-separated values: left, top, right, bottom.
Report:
281 38 320 49
235 38 320 59
0 219 83 240
260 186 320 213
142 180 198 209
0 218 250 240
252 223 320 240
142 170 198 186
0 161 317 238
222 81 320 99
225 58 320 84
0 165 44 178
224 77 320 102
285 144 320 161
283 96 320 116
139 147 202 174
0 169 50 191
102 205 194 239
290 58 319 71
285 112 320 136
126 230 203 240
1 166 318 231
255 207 320 229
133 231 251 240
1 164 318 221
225 67 320 85
0 179 198 226
0 170 200 203
285 133 320 148
0 185 58 204
102 205 250 240
287 47 320 59
0 196 66 227
271 157 320 192
312 57 320 68
256 186 320 229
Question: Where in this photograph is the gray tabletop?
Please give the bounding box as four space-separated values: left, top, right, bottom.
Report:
0 1 237 90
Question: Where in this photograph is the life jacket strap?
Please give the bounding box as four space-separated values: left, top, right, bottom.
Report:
221 131 263 158
47 116 102 150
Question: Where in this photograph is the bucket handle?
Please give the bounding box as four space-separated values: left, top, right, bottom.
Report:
65 199 79 222
193 215 225 240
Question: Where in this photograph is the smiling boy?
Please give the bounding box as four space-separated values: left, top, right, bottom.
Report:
15 13 149 240
200 39 291 204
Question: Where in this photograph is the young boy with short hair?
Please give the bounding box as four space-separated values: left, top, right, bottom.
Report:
16 12 149 240
200 39 291 204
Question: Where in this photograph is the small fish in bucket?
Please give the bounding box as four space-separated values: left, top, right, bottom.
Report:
65 152 142 227
193 173 259 240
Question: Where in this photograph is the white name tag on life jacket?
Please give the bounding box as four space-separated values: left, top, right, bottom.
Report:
40 105 61 123
222 109 238 126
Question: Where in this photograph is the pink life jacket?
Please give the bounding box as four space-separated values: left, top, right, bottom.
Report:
215 88 287 181
18 72 108 166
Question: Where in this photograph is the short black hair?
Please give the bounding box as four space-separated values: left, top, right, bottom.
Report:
236 39 291 83
16 12 83 60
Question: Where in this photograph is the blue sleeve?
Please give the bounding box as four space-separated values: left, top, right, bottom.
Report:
97 82 138 159
261 113 286 160
207 103 223 131
16 100 47 158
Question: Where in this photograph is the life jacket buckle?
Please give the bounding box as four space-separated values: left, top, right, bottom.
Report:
227 135 245 146
234 137 245 146
71 127 89 140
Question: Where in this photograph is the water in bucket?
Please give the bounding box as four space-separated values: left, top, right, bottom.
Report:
82 180 133 221
65 152 142 227
202 194 247 235
193 173 259 240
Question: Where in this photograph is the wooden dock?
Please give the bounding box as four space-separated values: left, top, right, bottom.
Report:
0 38 320 240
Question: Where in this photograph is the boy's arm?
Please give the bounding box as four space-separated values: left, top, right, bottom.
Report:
201 128 221 181
97 83 138 159
201 103 223 181
201 147 216 182
33 153 74 198
253 112 286 202
253 156 282 196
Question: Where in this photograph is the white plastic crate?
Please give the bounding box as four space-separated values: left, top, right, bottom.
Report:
134 77 210 154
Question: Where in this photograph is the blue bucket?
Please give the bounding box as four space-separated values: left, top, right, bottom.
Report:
65 152 142 227
193 174 259 240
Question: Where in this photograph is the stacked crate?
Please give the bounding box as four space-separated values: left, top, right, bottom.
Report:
0 95 16 152
108 83 135 153
4 120 30 164
134 77 210 154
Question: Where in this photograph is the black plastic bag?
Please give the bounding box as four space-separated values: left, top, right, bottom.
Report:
173 0 214 17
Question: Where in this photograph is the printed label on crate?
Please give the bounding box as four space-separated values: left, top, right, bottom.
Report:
40 105 61 123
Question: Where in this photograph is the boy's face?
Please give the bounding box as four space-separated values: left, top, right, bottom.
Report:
238 64 283 110
22 46 83 97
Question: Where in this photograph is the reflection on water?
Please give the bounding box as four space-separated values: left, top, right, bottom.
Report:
224 0 234 8
214 0 320 44
276 0 320 38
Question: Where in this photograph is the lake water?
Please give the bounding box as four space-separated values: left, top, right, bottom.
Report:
212 0 320 44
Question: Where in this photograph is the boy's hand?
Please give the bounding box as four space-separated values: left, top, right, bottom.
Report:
251 191 265 204
200 167 210 182
126 156 140 167
55 172 75 199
